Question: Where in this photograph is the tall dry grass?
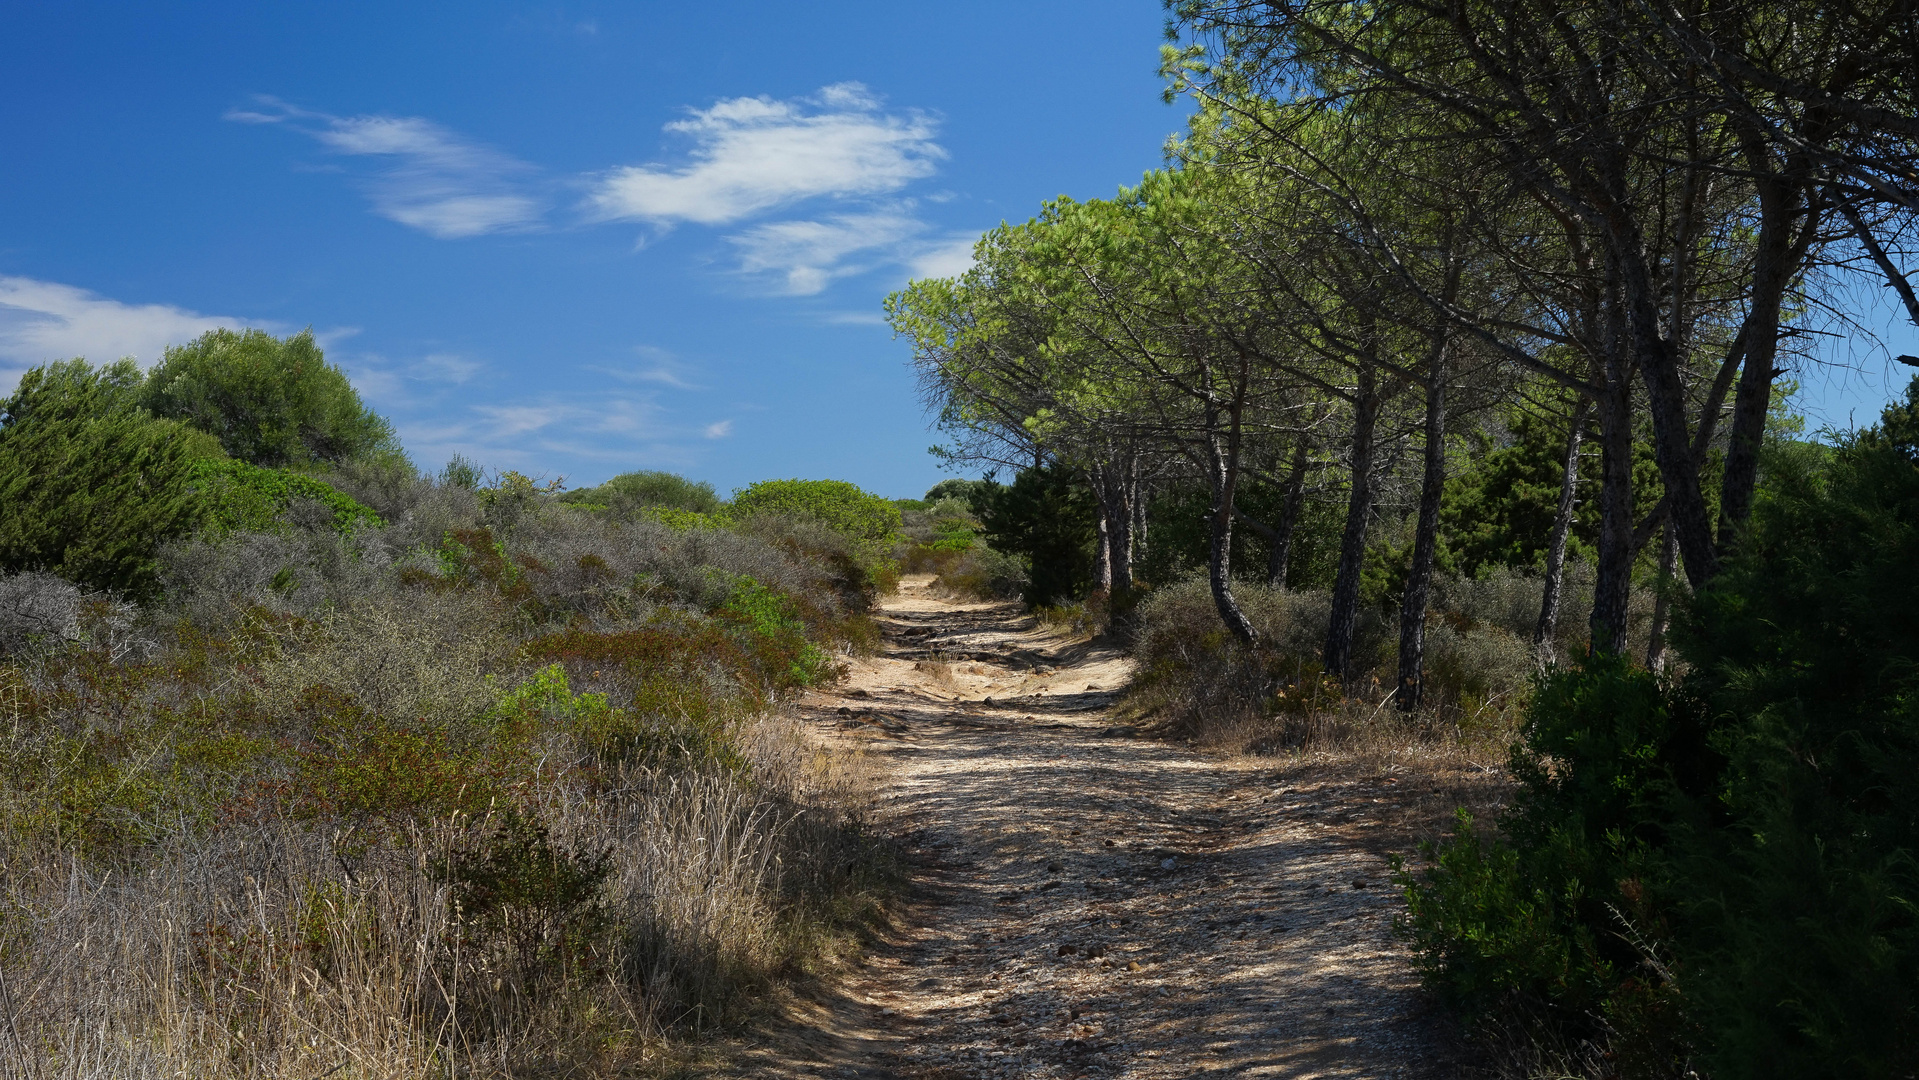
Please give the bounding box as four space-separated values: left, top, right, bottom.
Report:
0 476 893 1079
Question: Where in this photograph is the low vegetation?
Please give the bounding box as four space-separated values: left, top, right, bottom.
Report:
0 339 901 1078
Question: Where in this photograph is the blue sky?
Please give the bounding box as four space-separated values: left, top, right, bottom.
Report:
0 4 1911 500
0 1 1192 498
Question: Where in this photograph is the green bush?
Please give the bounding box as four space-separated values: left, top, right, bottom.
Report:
1400 381 1919 1077
190 458 384 537
141 328 404 469
730 479 901 544
560 470 722 518
968 465 1094 607
0 360 225 597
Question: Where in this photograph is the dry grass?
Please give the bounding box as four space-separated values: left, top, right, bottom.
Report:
0 480 898 1079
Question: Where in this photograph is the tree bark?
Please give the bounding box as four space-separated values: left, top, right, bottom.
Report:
1396 359 1448 712
1270 442 1308 588
1646 521 1678 672
1092 466 1113 595
1325 363 1379 680
1590 301 1636 656
1207 397 1259 648
1535 395 1591 663
1717 157 1804 551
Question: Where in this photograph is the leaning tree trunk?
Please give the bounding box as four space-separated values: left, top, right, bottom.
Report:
1325 365 1380 680
1717 176 1799 552
1396 365 1448 712
1206 399 1259 648
1535 396 1592 664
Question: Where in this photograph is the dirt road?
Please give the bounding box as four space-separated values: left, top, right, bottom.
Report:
722 575 1470 1079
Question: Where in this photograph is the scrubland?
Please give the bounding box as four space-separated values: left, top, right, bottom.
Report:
0 472 895 1078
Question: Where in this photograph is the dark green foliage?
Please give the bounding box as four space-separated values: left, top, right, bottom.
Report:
968 465 1095 607
0 360 225 597
559 469 722 518
730 478 902 543
1134 479 1339 589
1398 653 1690 1020
924 478 990 503
141 328 404 469
1401 382 1919 1077
190 458 383 537
1440 400 1597 578
1667 380 1919 1079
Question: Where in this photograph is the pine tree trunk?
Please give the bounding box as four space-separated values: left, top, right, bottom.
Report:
1325 365 1379 680
1207 407 1259 648
1396 367 1447 712
1270 442 1308 588
1645 521 1677 672
1092 467 1113 595
1590 307 1636 656
1535 396 1591 664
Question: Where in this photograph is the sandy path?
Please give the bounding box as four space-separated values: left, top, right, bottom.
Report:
720 576 1469 1079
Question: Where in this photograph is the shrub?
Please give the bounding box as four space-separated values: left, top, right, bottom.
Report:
730 478 901 544
190 458 383 537
141 328 404 468
968 465 1095 607
0 361 226 598
1398 382 1919 1077
560 470 723 518
927 542 1029 600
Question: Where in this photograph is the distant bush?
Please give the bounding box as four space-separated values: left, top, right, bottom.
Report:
731 478 901 544
967 465 1095 607
560 469 723 519
141 328 404 469
927 543 1029 601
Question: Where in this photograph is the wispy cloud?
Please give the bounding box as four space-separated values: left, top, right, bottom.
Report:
230 84 977 295
588 83 943 227
702 419 733 439
729 210 927 295
904 233 979 281
231 98 544 238
0 276 254 382
586 344 705 389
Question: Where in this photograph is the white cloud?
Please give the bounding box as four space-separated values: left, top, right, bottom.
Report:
905 233 979 280
0 276 253 378
588 83 944 226
729 210 926 295
703 419 733 439
233 98 543 238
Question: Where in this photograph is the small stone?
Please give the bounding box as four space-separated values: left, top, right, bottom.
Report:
1126 961 1143 972
1057 943 1078 956
1160 857 1177 870
836 706 852 716
1046 861 1063 873
1351 878 1372 888
1103 839 1117 847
